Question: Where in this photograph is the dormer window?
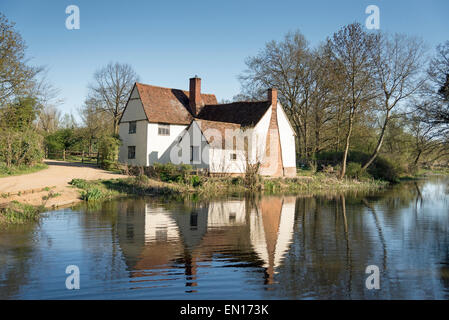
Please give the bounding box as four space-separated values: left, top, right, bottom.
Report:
129 121 136 134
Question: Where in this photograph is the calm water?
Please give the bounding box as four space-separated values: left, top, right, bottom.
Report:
1 176 449 299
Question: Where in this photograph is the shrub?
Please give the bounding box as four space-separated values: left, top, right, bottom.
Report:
98 135 120 170
231 177 243 185
190 175 201 187
69 178 89 189
81 187 103 201
344 162 372 180
316 150 400 182
143 163 192 183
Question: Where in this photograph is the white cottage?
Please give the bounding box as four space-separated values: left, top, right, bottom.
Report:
118 77 296 177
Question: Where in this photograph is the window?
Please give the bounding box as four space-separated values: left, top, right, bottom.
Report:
128 146 136 159
129 121 136 134
230 153 237 160
190 146 199 162
158 123 170 136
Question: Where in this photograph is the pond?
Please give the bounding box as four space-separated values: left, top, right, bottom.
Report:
1 176 449 299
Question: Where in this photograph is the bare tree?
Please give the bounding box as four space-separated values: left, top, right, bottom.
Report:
361 33 426 170
239 31 314 159
419 41 449 130
79 97 112 153
38 105 61 133
88 62 139 135
326 23 378 179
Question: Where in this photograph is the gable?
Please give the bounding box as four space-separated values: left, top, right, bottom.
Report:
120 85 148 122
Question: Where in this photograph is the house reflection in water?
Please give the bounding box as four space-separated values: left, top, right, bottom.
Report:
116 197 297 291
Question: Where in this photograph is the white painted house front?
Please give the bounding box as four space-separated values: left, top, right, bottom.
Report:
118 77 296 177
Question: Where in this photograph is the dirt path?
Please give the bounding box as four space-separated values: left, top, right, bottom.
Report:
0 160 124 208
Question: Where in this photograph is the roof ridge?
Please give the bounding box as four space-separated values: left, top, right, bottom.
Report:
136 82 216 97
204 100 270 107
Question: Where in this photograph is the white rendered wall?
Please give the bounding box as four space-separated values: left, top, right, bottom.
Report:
118 86 148 165
252 106 272 163
277 103 296 168
173 121 210 169
118 120 148 165
146 123 187 165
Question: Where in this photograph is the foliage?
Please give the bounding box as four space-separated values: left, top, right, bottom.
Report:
0 201 44 225
316 150 400 182
0 127 44 167
137 163 193 183
98 135 120 170
0 162 47 177
190 175 201 187
0 14 40 105
80 187 103 201
69 178 89 189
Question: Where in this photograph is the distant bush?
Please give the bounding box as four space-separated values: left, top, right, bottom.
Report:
231 177 243 185
128 163 193 183
98 135 120 170
344 162 372 180
190 175 201 187
316 150 400 182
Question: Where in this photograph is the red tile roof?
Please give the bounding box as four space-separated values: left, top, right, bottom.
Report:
129 82 271 128
135 82 217 125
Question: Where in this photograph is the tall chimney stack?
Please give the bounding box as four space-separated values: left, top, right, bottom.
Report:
189 76 203 116
267 88 277 107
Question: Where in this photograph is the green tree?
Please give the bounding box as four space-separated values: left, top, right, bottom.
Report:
0 14 39 105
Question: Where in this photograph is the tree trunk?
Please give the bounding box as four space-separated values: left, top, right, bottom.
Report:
362 108 390 170
339 112 354 180
113 117 119 135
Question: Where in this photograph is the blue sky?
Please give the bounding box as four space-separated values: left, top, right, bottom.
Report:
1 0 448 120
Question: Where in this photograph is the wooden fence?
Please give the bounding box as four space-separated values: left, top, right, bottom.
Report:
46 150 99 164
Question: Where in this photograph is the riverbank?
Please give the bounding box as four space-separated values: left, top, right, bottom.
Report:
0 172 388 225
0 160 125 209
67 173 388 202
0 158 395 225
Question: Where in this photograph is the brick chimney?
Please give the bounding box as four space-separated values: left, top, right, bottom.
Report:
267 88 277 107
189 76 203 116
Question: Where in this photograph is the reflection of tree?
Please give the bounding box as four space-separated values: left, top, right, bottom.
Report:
341 194 352 298
362 198 387 271
0 223 39 299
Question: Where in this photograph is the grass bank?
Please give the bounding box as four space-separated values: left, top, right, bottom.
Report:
0 163 48 177
68 171 388 203
0 201 44 225
399 167 449 181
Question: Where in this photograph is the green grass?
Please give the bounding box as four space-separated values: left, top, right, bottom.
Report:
69 170 388 203
0 163 48 177
399 167 449 181
262 173 387 195
0 201 44 225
